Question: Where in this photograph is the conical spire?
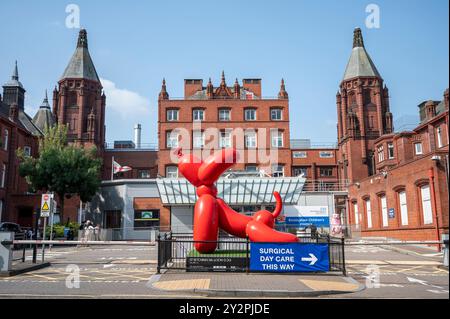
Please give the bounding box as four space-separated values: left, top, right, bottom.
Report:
4 60 24 88
40 90 51 109
12 60 19 80
61 29 100 82
234 78 240 98
32 90 56 131
159 78 169 100
220 71 226 86
343 28 381 81
278 78 288 99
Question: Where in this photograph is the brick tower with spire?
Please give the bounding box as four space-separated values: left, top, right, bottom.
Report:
53 29 106 150
337 28 393 183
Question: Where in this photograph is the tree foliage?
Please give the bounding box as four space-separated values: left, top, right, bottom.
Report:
18 124 102 221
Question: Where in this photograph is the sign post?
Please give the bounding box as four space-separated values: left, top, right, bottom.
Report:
49 197 57 250
40 194 52 262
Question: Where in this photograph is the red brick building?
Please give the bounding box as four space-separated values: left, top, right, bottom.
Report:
53 29 106 151
338 29 449 242
1 28 447 244
0 62 41 227
157 73 294 178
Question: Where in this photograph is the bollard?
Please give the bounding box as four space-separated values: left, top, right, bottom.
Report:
444 239 449 268
0 232 14 272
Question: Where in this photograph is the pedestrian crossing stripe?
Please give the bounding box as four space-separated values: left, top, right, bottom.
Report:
42 202 50 211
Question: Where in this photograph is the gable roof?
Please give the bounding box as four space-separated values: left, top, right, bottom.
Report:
0 101 43 136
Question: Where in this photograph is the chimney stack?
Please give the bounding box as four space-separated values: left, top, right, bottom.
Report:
134 124 142 149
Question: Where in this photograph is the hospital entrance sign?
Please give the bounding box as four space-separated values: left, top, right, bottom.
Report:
250 243 330 272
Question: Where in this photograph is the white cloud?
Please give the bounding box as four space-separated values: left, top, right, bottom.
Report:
100 78 150 118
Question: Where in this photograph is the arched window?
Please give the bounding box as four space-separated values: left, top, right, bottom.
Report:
398 190 408 226
419 184 433 225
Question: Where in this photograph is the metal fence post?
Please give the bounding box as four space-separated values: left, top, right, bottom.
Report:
156 234 161 274
341 237 347 276
246 236 250 274
22 244 26 263
443 239 449 268
327 235 331 272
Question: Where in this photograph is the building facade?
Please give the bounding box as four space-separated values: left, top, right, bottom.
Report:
157 73 293 178
1 28 447 243
337 29 449 241
0 63 41 226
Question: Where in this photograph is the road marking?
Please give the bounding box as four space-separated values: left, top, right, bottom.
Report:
407 277 445 290
386 260 442 266
347 260 387 265
421 252 443 257
347 260 442 266
427 289 449 294
397 265 426 274
111 259 155 265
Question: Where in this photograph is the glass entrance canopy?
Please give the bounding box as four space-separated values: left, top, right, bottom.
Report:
156 177 306 206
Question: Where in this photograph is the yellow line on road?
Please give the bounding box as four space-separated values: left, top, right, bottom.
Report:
385 260 442 266
346 260 387 265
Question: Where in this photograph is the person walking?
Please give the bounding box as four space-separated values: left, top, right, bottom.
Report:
94 224 101 241
85 221 94 242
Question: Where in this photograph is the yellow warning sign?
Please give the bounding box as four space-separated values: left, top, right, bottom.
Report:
42 201 50 211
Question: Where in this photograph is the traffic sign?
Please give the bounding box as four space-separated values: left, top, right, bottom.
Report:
40 193 53 217
250 242 330 272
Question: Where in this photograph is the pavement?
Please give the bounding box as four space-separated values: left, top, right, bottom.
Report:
150 272 363 297
0 242 447 298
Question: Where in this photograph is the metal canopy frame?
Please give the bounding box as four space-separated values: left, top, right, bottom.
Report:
156 177 306 206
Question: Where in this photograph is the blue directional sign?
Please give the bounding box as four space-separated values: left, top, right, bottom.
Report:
284 206 330 227
250 243 330 272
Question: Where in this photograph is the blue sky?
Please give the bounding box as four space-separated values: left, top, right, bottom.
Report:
0 0 448 145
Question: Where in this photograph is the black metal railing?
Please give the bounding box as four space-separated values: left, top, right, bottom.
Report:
157 233 346 275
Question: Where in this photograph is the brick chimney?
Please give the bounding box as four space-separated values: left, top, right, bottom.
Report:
425 100 437 120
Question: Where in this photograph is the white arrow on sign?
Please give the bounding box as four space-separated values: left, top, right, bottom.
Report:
301 253 318 265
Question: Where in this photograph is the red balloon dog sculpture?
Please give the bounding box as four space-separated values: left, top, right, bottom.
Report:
177 147 298 253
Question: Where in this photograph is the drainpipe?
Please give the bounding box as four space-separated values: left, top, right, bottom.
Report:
428 167 441 251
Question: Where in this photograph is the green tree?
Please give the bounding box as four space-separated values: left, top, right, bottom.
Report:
18 124 102 222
